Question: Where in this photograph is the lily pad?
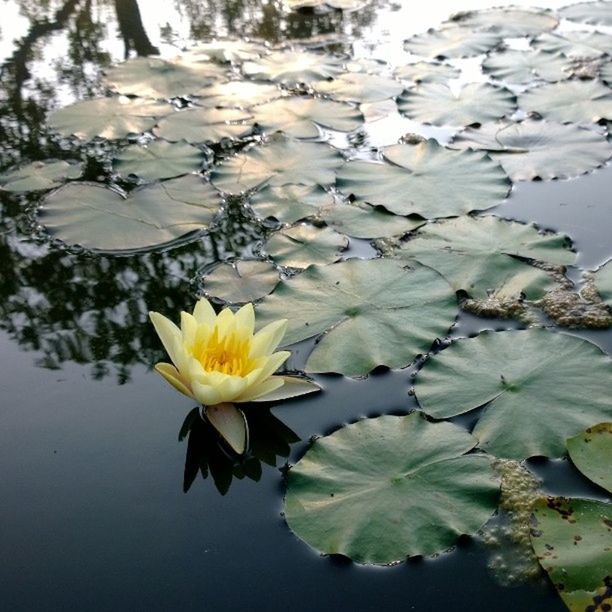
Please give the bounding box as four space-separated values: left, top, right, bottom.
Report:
594 259 612 307
445 8 558 37
112 140 205 180
40 175 221 252
249 183 335 225
482 49 569 85
530 497 612 612
450 119 612 181
398 82 516 127
210 137 344 195
313 73 404 104
392 216 575 299
48 96 170 140
196 81 283 108
336 139 510 218
393 61 460 84
153 107 253 143
201 260 280 304
403 26 501 60
182 40 267 64
255 258 457 376
603 62 612 85
262 225 348 268
532 31 612 59
0 160 82 192
567 423 612 493
252 96 363 138
519 80 612 124
559 1 612 27
284 413 499 564
414 328 612 459
284 0 368 10
242 50 345 86
103 57 227 99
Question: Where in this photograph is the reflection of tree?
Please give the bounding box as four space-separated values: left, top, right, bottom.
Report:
114 0 159 58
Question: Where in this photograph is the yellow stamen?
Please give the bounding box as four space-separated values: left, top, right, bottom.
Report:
195 324 254 377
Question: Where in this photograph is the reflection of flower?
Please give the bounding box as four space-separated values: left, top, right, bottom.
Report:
149 298 291 405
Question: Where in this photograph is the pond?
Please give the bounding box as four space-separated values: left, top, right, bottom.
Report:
0 0 611 610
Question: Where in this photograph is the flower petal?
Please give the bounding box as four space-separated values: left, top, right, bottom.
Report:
205 403 248 455
154 363 194 399
235 376 285 402
253 350 291 384
250 319 288 358
250 376 321 402
180 312 199 344
193 298 216 326
191 380 224 406
233 302 255 336
149 312 182 366
215 308 235 336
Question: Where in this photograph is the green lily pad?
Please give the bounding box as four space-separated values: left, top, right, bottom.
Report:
39 175 221 253
445 7 558 37
112 140 205 180
403 26 501 60
320 202 424 239
210 137 344 195
482 49 569 85
567 423 612 493
242 50 345 86
153 107 253 143
252 96 363 138
451 119 612 181
249 183 335 225
392 216 575 299
394 61 460 84
593 259 612 307
255 258 457 376
336 139 510 218
0 160 82 192
519 80 612 124
284 413 500 564
196 81 283 108
262 224 348 268
398 82 516 127
103 56 227 99
532 31 612 59
201 260 280 304
313 73 404 104
415 328 612 459
182 40 267 64
530 497 612 612
560 1 612 27
48 96 170 140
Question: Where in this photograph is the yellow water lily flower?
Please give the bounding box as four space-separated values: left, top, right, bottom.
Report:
149 298 294 405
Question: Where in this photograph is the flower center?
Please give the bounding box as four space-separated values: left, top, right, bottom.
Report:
197 326 253 377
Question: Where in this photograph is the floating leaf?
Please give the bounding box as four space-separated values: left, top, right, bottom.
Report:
313 73 403 104
445 7 558 37
205 403 249 455
103 57 226 99
451 119 612 181
256 258 457 376
283 0 369 10
415 328 612 459
559 0 612 27
251 375 321 403
392 216 575 299
532 31 612 59
153 107 253 143
262 225 348 268
567 423 612 493
252 96 363 138
40 175 221 252
249 183 335 225
0 160 82 192
482 49 569 85
394 61 460 84
594 259 612 307
284 413 499 564
201 260 280 304
603 62 612 85
242 50 345 86
196 81 283 108
530 497 612 612
336 139 509 218
519 80 612 124
210 137 344 194
403 26 501 60
398 82 516 126
182 40 267 64
48 96 169 140
113 140 205 180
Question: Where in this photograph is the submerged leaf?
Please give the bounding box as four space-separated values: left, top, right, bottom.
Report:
567 423 612 493
284 413 499 564
0 160 82 192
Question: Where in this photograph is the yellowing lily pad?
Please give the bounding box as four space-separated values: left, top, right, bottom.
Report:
567 423 612 493
0 160 82 192
284 413 499 564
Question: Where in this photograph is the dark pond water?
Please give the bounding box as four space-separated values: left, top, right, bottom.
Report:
0 1 610 611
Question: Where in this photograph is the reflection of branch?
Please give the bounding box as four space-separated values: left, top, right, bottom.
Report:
114 0 159 58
